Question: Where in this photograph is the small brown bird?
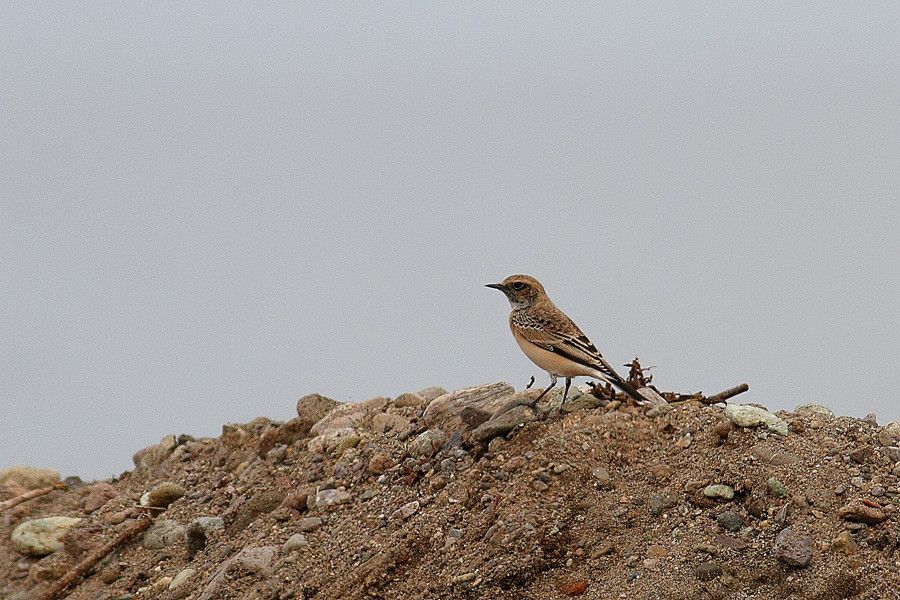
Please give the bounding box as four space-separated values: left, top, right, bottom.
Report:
486 274 645 405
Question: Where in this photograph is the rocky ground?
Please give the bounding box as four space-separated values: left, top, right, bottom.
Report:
1 382 899 600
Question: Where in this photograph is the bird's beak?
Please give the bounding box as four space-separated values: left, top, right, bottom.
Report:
485 283 505 291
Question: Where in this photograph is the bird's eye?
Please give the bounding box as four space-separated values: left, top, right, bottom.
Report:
511 282 526 291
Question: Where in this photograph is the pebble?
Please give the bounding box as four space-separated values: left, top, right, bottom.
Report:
773 528 812 567
647 544 668 557
296 517 323 532
831 531 858 555
82 482 118 513
695 561 723 581
716 511 743 532
393 500 420 521
314 487 352 508
169 567 195 591
849 476 865 488
408 429 447 459
532 480 549 492
11 516 81 557
592 466 612 489
702 484 735 501
282 533 308 553
766 478 787 498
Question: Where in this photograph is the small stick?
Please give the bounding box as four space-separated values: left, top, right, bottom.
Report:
702 383 749 405
37 515 153 600
0 483 66 512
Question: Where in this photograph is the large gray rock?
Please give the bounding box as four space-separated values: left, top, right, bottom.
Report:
142 519 186 549
423 382 517 431
11 516 81 557
724 404 789 436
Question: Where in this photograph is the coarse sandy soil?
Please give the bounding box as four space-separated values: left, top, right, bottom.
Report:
2 381 898 600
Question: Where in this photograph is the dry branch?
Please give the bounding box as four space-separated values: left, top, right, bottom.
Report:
36 515 153 600
0 483 66 512
701 383 749 405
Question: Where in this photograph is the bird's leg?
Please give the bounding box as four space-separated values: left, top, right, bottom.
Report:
561 377 572 406
525 375 535 389
533 374 558 403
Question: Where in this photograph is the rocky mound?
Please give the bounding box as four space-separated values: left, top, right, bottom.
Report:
1 383 898 600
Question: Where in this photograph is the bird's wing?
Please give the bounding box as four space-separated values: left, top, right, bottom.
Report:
512 311 624 383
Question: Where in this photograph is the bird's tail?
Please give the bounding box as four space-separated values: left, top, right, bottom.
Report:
610 376 647 404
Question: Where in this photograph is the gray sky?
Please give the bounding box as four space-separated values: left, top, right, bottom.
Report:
1 3 897 480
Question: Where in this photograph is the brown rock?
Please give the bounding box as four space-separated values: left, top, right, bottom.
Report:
837 500 887 524
647 544 669 557
82 482 117 514
145 481 186 512
559 580 587 596
368 452 393 475
296 393 339 426
258 418 312 457
773 527 812 567
422 382 516 432
831 531 859 555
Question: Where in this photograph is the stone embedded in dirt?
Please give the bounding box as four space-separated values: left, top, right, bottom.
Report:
647 544 668 557
695 561 723 581
559 580 587 595
310 396 388 437
314 487 351 509
282 533 308 554
724 404 789 436
877 421 900 446
82 482 117 513
132 434 178 473
308 427 361 457
592 466 612 489
393 500 420 521
773 527 812 567
142 519 186 550
702 484 735 501
297 517 323 532
393 392 426 408
11 517 81 557
372 412 410 435
0 466 60 495
831 531 859 555
713 421 734 442
258 418 313 457
837 500 887 524
751 444 799 466
408 429 447 458
296 393 339 427
649 494 677 516
169 567 196 592
473 405 536 442
199 545 277 600
794 404 834 418
368 452 393 474
766 478 787 498
716 511 744 532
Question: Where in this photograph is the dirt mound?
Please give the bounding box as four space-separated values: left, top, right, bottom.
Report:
2 383 898 600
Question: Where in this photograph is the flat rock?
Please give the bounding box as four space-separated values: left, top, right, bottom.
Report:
11 516 81 557
307 427 361 456
773 527 812 567
310 396 388 437
371 412 410 435
725 404 789 436
297 517 323 532
423 382 516 432
82 482 117 513
282 533 308 553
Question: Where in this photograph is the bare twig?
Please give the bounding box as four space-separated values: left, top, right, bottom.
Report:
37 515 153 600
701 383 749 405
0 483 66 512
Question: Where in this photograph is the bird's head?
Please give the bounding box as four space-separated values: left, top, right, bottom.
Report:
485 274 546 309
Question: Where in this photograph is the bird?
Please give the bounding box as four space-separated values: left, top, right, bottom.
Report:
486 274 646 406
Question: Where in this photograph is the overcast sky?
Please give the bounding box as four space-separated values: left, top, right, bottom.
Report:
1 3 897 480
